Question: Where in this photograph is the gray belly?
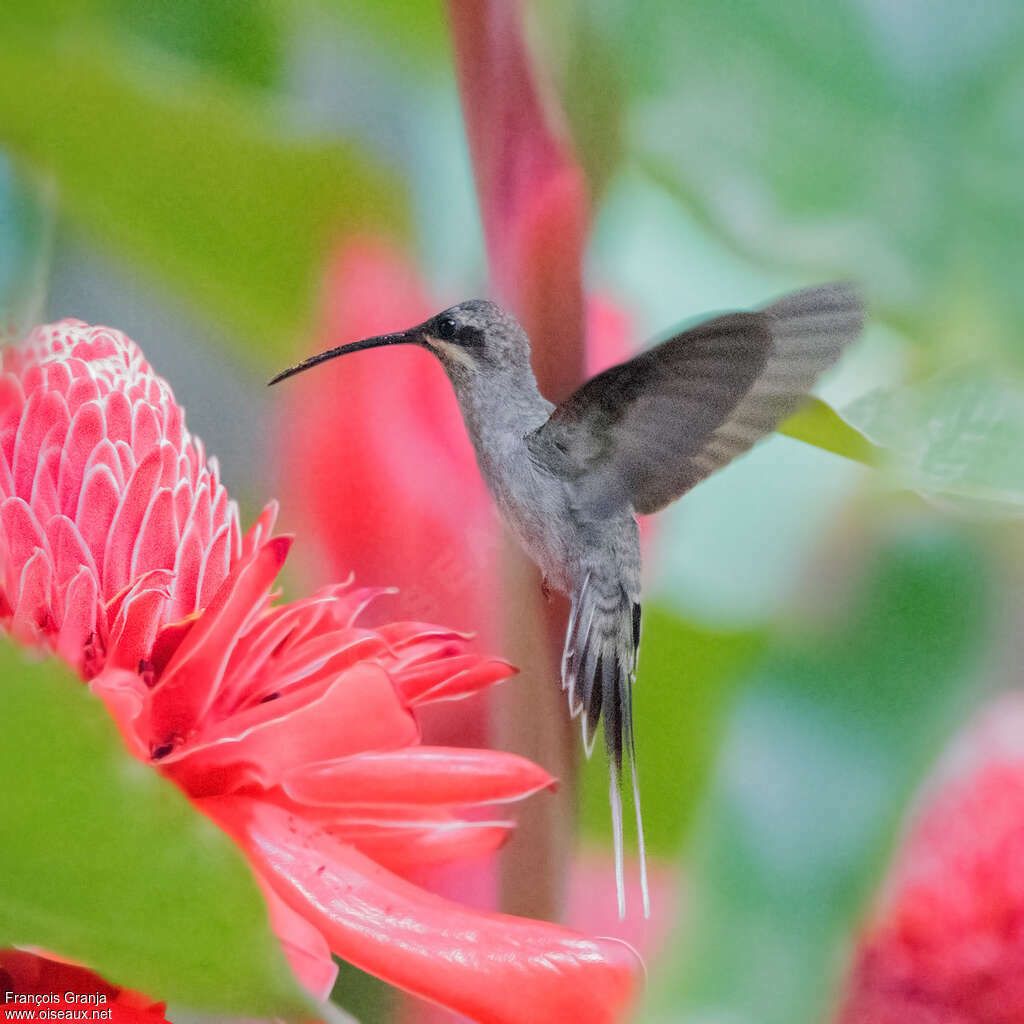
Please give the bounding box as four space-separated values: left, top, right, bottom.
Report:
485 446 641 599
496 475 577 593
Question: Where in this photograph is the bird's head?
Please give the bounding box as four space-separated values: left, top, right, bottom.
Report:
268 300 533 388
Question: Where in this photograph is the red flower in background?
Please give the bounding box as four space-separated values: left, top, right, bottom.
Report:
0 321 640 1023
0 951 168 1024
839 694 1024 1024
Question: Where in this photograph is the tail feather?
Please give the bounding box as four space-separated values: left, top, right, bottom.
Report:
563 575 649 918
601 652 620 770
609 766 627 919
622 668 650 917
582 653 603 757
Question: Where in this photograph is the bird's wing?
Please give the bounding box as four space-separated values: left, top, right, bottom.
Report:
527 283 863 516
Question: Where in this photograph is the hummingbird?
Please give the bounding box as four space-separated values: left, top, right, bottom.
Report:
269 283 863 916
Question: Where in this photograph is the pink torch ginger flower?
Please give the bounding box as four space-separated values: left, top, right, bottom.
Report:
839 694 1024 1024
0 321 640 1023
0 322 243 671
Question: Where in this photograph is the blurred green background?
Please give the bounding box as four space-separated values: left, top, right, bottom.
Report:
1 1 1023 1022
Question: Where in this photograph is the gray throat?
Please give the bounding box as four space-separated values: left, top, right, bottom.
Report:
446 359 554 454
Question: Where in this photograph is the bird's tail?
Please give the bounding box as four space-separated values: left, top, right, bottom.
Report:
562 571 649 918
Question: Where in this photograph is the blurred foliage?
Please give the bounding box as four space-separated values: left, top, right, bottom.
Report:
546 0 1024 368
318 0 449 72
580 607 766 854
107 0 285 89
845 366 1024 517
0 156 52 338
0 638 311 1018
0 4 408 362
642 527 991 1024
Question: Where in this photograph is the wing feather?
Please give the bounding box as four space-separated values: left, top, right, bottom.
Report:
528 283 863 515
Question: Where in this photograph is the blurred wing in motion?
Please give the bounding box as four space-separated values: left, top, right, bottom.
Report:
528 282 864 516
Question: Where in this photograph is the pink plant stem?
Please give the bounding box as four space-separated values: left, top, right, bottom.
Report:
447 0 591 920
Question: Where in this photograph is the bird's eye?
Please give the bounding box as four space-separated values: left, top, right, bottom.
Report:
434 317 458 341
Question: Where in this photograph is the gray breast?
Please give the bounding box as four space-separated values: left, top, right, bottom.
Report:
485 440 578 592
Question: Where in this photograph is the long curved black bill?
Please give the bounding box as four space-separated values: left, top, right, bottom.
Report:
268 330 421 386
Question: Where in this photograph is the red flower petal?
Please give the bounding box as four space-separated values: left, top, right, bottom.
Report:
393 654 517 706
241 796 516 871
59 398 105 515
376 622 470 648
105 570 173 671
1 496 47 588
205 796 641 1024
56 564 99 670
281 747 554 808
102 443 168 595
336 819 514 874
10 546 51 643
162 663 418 795
212 598 381 712
12 390 67 497
89 668 150 760
45 513 99 595
168 525 203 620
256 875 338 1001
148 536 291 745
0 950 168 1024
131 486 178 578
228 627 389 710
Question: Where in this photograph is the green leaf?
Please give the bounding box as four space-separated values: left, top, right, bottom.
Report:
331 957 395 1024
779 397 881 466
579 606 766 855
0 153 53 339
0 638 312 1018
844 366 1024 517
0 30 408 362
642 528 990 1024
104 0 285 90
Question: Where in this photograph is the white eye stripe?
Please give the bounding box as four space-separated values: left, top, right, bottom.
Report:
427 338 477 368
